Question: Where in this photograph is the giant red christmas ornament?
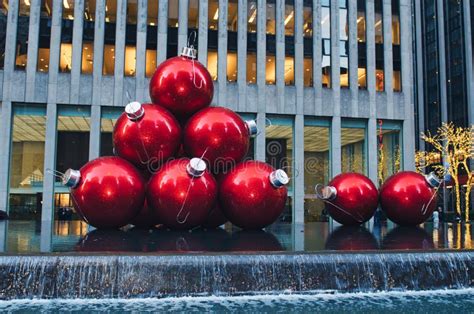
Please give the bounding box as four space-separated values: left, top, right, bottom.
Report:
149 46 213 119
130 201 161 229
147 158 217 230
380 171 440 226
113 102 181 171
220 161 289 229
184 107 257 172
62 156 146 229
202 203 228 229
315 173 378 225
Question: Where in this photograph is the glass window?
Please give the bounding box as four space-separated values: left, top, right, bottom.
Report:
37 1 53 73
266 55 276 85
9 104 46 223
266 117 293 223
340 1 349 88
357 0 366 89
209 0 218 30
392 0 401 92
227 52 237 82
375 0 384 91
55 106 91 222
81 0 95 74
0 2 7 69
208 50 218 80
247 52 256 84
304 121 330 223
284 1 294 36
248 1 257 33
103 0 116 76
188 0 199 29
100 107 122 156
304 4 313 87
284 56 294 86
228 0 237 31
377 122 402 185
59 1 74 73
303 5 312 37
266 1 275 35
304 58 313 87
124 0 137 77
146 0 158 77
15 1 30 70
168 0 178 27
322 5 331 88
266 1 275 84
341 121 367 174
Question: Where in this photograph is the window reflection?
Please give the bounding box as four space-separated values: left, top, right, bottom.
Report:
304 122 330 223
209 0 218 30
341 124 366 174
378 125 401 185
322 5 331 88
285 1 294 36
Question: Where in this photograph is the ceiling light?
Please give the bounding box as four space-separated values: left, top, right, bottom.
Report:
24 0 30 6
63 0 69 9
213 8 219 20
248 9 257 23
284 11 294 26
149 22 155 26
374 20 382 28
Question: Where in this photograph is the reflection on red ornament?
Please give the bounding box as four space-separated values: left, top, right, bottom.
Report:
147 158 217 230
325 226 378 251
149 47 213 119
113 102 181 172
380 171 440 226
184 107 257 172
316 173 378 225
63 156 146 229
220 161 289 229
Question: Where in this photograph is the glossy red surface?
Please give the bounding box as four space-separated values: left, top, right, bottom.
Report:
183 107 250 173
202 203 228 228
130 201 161 228
149 56 213 119
325 226 378 251
382 226 434 250
147 158 218 230
113 103 181 172
70 157 146 229
219 161 288 229
226 230 283 252
325 173 378 225
380 171 437 226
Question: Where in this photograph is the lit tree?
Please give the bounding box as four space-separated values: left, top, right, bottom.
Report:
420 122 474 221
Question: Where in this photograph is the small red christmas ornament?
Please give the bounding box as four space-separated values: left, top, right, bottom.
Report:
147 158 218 230
62 156 146 229
184 107 257 173
130 201 160 228
315 173 378 225
202 203 228 228
113 102 181 172
219 161 289 229
149 45 213 119
325 226 378 251
379 171 440 226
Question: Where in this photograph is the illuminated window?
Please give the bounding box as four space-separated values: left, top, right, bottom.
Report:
248 1 257 33
340 0 349 88
377 122 402 185
341 121 367 175
59 0 74 73
322 4 331 88
392 0 401 92
228 0 237 31
81 0 95 74
208 50 218 80
285 56 294 86
146 0 158 77
125 0 137 77
266 1 275 35
103 0 116 76
37 1 53 73
375 0 384 91
247 52 256 84
284 1 294 36
304 4 313 87
147 0 158 25
304 119 330 222
209 0 218 30
266 56 276 85
15 1 30 70
304 58 313 87
227 52 237 82
357 0 366 89
303 5 312 38
266 2 275 84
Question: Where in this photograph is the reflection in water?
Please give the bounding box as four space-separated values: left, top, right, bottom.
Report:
76 229 141 252
325 226 378 251
226 230 284 252
382 226 434 250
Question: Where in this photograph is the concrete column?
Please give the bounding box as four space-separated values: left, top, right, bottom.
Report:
89 105 101 160
237 0 247 112
92 0 106 106
41 103 57 225
313 0 322 115
0 0 18 212
294 114 304 224
275 0 285 112
217 0 228 106
436 0 448 123
330 0 341 177
135 0 148 102
400 0 415 170
198 0 209 66
157 0 168 64
348 0 358 116
25 0 42 102
70 0 85 104
113 0 127 107
383 0 393 117
47 0 63 103
178 0 189 53
414 0 425 151
255 0 266 162
463 0 474 126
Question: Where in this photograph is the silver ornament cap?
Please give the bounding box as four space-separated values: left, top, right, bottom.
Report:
181 46 197 59
315 184 337 201
245 120 258 137
424 172 441 188
62 169 81 188
269 169 290 188
125 101 145 121
186 158 207 177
